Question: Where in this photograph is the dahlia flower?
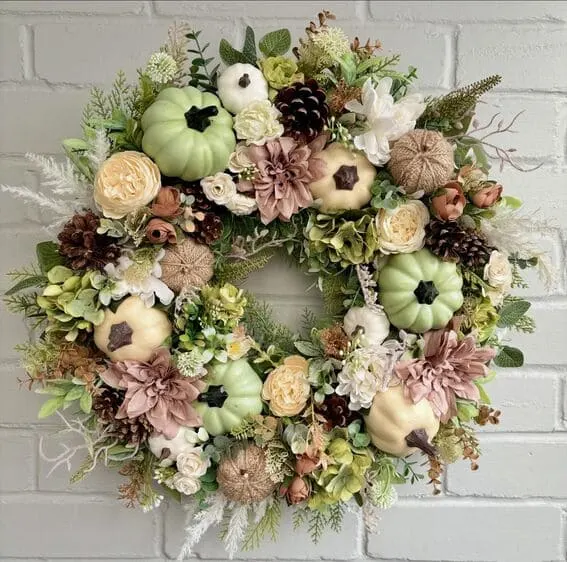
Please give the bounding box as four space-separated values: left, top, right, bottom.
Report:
101 348 203 438
238 136 326 224
395 329 496 422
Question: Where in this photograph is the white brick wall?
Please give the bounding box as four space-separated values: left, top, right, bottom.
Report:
0 1 566 561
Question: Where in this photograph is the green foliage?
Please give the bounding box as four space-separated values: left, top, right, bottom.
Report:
36 378 93 418
370 172 406 210
36 241 64 274
220 26 258 66
494 345 524 368
214 250 274 285
259 29 292 57
187 29 220 93
418 75 502 136
5 270 46 296
497 299 531 328
241 499 282 551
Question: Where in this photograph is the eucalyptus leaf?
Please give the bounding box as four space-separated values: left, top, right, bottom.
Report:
258 29 291 57
494 346 524 368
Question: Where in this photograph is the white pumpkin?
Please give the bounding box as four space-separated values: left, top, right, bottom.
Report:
149 426 209 467
217 63 269 114
343 305 390 346
364 385 440 457
93 296 172 362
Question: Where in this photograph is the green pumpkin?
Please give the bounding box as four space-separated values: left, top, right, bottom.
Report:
193 359 263 436
141 86 236 181
378 249 463 333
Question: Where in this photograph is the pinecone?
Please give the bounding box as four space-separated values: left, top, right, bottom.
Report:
57 210 120 271
275 79 329 142
195 213 223 245
93 387 152 446
178 181 224 245
317 394 360 428
425 219 493 268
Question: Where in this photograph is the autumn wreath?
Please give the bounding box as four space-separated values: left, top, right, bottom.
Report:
2 11 552 558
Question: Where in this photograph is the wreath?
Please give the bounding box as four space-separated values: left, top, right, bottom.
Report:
2 10 553 558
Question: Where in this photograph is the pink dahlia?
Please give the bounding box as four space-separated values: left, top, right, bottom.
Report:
238 136 327 224
100 348 203 438
395 329 496 422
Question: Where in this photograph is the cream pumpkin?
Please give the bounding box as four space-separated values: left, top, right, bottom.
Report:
309 143 376 212
93 296 172 362
364 385 439 457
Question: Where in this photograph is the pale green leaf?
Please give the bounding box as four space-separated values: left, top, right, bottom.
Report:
79 391 92 414
494 346 524 368
36 241 64 274
258 29 291 57
497 300 531 328
38 396 65 418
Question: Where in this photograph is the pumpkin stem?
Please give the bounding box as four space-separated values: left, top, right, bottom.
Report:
184 105 219 132
405 428 437 457
333 165 359 190
414 280 439 305
238 73 251 88
198 385 229 408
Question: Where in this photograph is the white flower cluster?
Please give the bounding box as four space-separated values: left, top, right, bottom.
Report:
172 447 210 495
146 52 178 84
200 172 257 215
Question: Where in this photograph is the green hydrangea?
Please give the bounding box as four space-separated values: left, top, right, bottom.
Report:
201 283 247 329
304 213 379 272
259 56 303 90
461 296 499 343
36 266 104 341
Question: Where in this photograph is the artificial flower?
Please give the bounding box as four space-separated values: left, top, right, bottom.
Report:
343 305 390 347
457 165 487 193
297 26 351 75
238 136 326 224
295 454 320 476
395 329 496 422
172 473 201 495
431 182 466 221
376 200 430 254
177 447 209 479
100 348 204 438
483 250 513 306
344 77 425 166
146 52 178 84
259 56 303 90
151 187 182 219
146 218 177 244
471 182 502 208
262 356 310 417
201 172 238 205
103 247 174 307
336 340 403 410
233 100 284 145
94 151 161 219
227 193 258 215
284 476 311 505
226 325 254 360
228 143 255 174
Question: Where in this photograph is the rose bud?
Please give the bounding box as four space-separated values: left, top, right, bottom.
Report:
151 187 182 219
285 476 311 505
295 454 319 476
146 218 177 244
431 181 466 221
471 182 502 208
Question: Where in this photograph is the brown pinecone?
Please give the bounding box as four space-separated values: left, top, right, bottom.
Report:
178 181 224 245
275 79 329 142
57 210 120 271
93 388 152 446
317 394 360 428
195 213 223 245
425 219 492 268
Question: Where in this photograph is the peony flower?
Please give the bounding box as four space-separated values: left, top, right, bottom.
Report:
431 182 466 221
146 218 177 244
100 348 204 438
376 200 430 254
104 247 174 307
201 172 238 205
483 250 513 306
238 135 326 224
336 340 404 410
151 187 182 219
395 329 496 422
172 473 201 495
94 151 161 219
234 99 284 145
284 476 311 505
177 447 209 478
471 182 502 208
262 355 310 417
259 56 303 90
345 78 425 166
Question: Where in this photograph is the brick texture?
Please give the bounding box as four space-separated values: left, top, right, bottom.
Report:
0 2 566 562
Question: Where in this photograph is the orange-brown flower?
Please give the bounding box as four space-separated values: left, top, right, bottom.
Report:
146 218 177 244
471 182 502 208
151 187 182 219
284 476 311 504
431 182 466 221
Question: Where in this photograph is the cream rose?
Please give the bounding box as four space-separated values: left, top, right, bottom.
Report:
234 100 284 146
172 473 201 496
262 356 310 417
94 151 161 219
176 447 209 478
483 250 513 306
201 173 238 205
376 200 429 254
227 193 258 216
228 143 254 173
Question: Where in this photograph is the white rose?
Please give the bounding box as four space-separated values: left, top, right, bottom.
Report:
343 306 390 346
484 250 513 306
376 200 430 254
176 447 209 478
228 143 254 173
227 193 258 216
172 473 201 496
201 173 238 205
233 100 284 146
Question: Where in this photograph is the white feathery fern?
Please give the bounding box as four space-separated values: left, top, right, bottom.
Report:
223 503 249 558
86 128 110 172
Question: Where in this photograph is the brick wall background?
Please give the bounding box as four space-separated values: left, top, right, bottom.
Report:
0 1 566 560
